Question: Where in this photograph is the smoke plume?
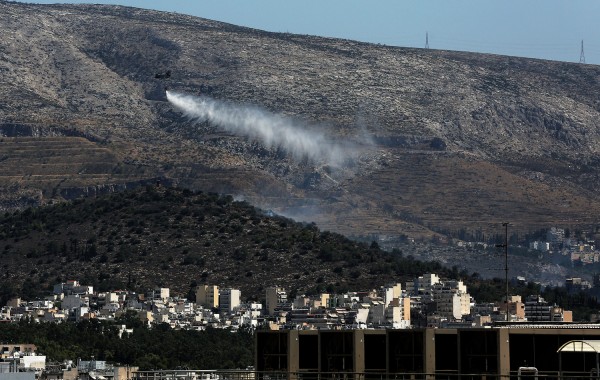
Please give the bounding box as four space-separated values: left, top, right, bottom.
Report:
166 91 348 165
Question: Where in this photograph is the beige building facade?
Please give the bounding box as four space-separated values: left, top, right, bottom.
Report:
196 285 219 309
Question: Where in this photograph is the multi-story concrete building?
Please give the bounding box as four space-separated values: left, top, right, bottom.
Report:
152 288 169 302
219 288 240 314
367 301 386 325
523 295 571 322
379 287 394 308
256 325 600 376
434 292 462 320
431 280 470 320
53 280 94 296
390 296 411 322
318 293 333 308
406 273 440 300
501 295 526 321
265 286 288 315
472 302 497 316
292 295 309 309
524 295 552 321
196 285 219 309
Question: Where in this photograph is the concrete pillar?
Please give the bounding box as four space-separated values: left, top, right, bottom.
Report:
498 329 510 378
425 329 436 378
354 329 365 374
317 331 322 373
288 330 299 380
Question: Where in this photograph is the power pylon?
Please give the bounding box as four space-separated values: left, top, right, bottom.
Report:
580 40 586 64
425 32 429 49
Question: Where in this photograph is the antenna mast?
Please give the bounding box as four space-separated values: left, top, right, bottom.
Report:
496 222 510 322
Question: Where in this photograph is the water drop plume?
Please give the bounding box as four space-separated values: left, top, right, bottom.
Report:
167 91 347 165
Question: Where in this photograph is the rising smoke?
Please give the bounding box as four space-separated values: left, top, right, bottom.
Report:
166 91 349 166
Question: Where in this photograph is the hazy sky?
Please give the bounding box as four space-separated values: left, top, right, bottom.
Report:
18 1 600 65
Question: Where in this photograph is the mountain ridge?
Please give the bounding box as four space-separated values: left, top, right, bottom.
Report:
1 1 600 241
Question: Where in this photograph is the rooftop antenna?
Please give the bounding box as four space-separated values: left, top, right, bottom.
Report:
580 40 586 64
425 32 429 49
496 222 510 322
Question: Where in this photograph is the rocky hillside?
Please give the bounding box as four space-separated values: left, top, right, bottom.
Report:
2 1 600 240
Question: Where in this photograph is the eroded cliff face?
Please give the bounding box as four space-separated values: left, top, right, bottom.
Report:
1 1 600 238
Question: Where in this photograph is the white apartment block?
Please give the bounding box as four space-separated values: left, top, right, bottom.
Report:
19 354 46 371
153 288 170 302
432 281 471 320
367 299 411 328
219 288 241 314
386 304 411 329
406 273 440 297
381 287 394 308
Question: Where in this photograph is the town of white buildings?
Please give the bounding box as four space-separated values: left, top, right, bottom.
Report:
0 273 579 379
1 273 573 333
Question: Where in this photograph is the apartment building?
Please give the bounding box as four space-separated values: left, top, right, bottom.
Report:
219 288 241 314
152 288 170 302
406 273 440 300
524 295 571 322
428 279 470 320
196 285 219 309
501 295 525 321
265 286 288 315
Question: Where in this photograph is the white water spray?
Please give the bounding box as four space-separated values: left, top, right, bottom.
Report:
166 91 348 165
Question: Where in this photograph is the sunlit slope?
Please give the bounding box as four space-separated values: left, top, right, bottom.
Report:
0 136 159 207
1 2 600 238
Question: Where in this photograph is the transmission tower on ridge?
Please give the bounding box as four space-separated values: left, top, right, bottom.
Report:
425 32 429 49
580 39 586 64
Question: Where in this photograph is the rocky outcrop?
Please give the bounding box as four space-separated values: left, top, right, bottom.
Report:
0 123 103 142
58 177 174 200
